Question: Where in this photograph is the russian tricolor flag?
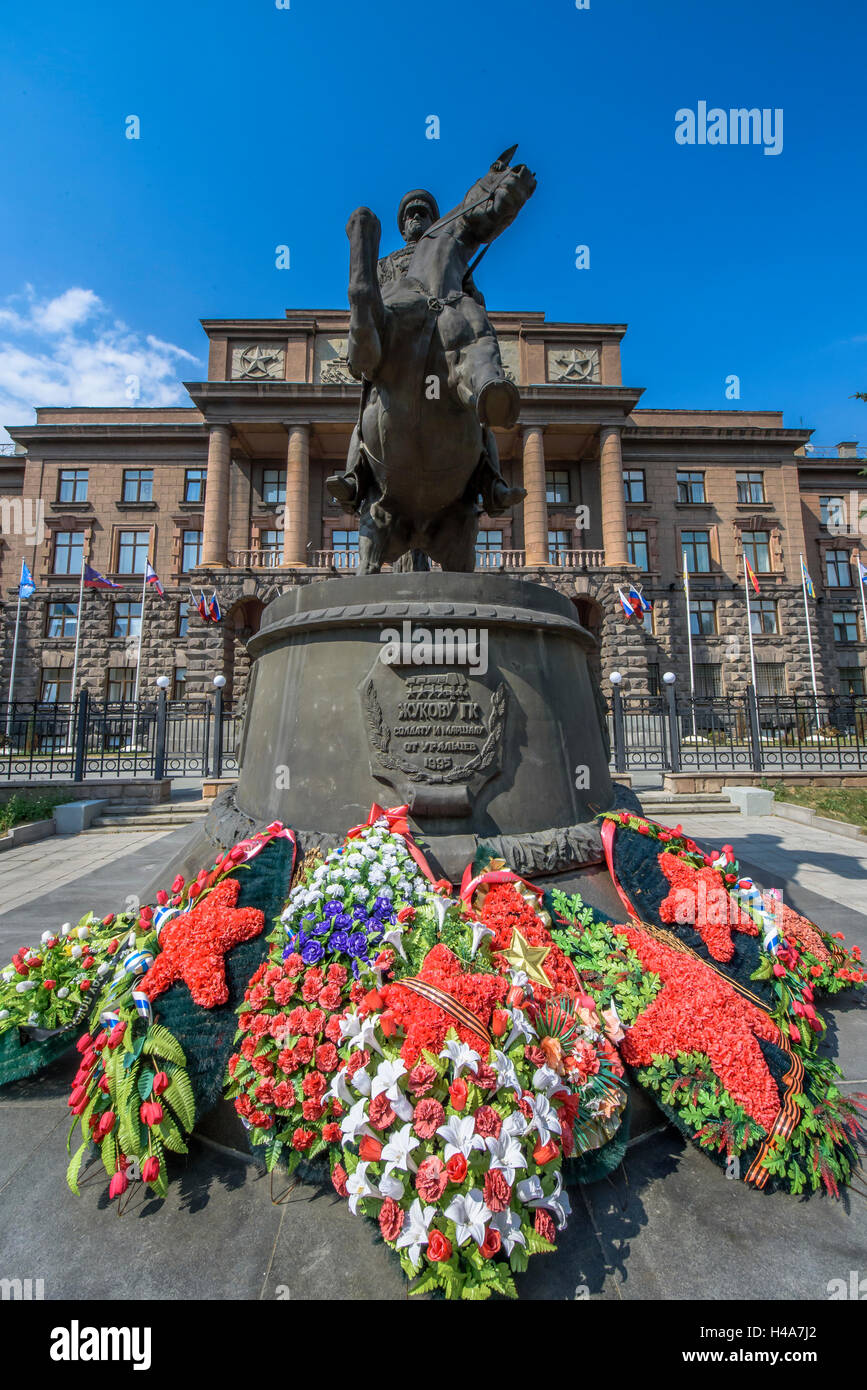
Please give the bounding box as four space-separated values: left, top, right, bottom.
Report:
145 561 165 597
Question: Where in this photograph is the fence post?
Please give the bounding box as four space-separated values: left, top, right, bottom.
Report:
664 674 681 773
610 677 626 774
154 687 168 782
745 683 763 773
212 680 225 781
73 689 88 783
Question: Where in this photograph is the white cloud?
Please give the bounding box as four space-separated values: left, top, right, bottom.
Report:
0 286 203 442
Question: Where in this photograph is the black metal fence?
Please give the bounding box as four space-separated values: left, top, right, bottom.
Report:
0 691 242 782
609 684 867 774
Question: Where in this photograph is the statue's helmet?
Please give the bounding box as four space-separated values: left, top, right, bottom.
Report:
397 189 440 235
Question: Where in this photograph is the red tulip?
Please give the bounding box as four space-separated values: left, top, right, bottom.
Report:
155 890 168 906
171 875 185 893
79 979 91 992
141 1156 160 1185
43 979 55 991
98 1075 111 1094
101 915 115 927
107 1022 127 1049
109 1170 129 1199
68 1084 87 1108
359 1135 383 1162
106 938 119 955
151 1071 169 1096
140 1100 163 1126
75 1033 93 1054
94 1031 108 1050
97 1111 116 1138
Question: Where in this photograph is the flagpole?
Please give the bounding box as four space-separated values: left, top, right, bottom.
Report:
743 554 758 694
800 554 821 734
856 549 867 657
683 552 697 743
67 555 87 750
129 566 149 752
5 566 24 743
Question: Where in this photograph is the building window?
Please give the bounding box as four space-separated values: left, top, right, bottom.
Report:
46 601 78 637
627 529 649 570
641 607 654 635
184 468 206 503
475 529 503 569
262 468 285 505
331 529 359 570
826 550 853 588
833 610 859 643
742 530 771 572
122 469 153 503
178 600 189 638
647 663 661 695
750 599 779 635
756 662 786 697
545 470 570 504
820 495 846 529
548 529 570 563
40 670 72 703
689 598 717 635
112 601 142 638
181 530 202 572
173 667 187 699
677 471 705 504
681 530 711 573
57 469 88 503
694 663 722 697
259 529 282 558
838 666 865 697
117 530 150 575
623 469 646 503
53 531 84 575
107 667 136 702
736 471 765 504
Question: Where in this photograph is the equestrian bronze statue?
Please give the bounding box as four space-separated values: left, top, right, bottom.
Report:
327 148 537 573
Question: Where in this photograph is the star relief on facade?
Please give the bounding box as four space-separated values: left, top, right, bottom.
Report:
231 344 286 380
547 345 600 384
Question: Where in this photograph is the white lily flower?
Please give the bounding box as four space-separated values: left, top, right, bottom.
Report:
346 1162 380 1215
394 1198 435 1266
516 1171 571 1231
532 1065 569 1098
16 981 36 993
371 1056 406 1100
432 895 457 931
69 945 82 960
436 1114 486 1162
340 1013 384 1056
378 1172 405 1201
501 1110 528 1139
351 1067 373 1098
324 1069 354 1110
470 921 496 958
2 970 13 983
504 1009 536 1051
439 1038 480 1077
485 1129 527 1184
490 1209 527 1255
378 928 408 961
340 1097 376 1146
380 1122 421 1175
97 962 112 977
0 1009 9 1020
444 1189 492 1248
40 930 54 944
492 1049 523 1099
524 1092 562 1145
59 922 71 937
56 987 69 998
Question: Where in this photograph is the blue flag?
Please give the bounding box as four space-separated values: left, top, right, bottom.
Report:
18 560 35 599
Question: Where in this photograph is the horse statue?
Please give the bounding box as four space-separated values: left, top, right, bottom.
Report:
327 148 537 574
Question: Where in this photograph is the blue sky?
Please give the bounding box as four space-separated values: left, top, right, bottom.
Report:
1 0 865 447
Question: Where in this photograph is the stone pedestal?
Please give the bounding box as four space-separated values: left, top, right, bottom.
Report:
197 572 617 881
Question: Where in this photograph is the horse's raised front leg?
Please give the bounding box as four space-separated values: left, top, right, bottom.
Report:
346 207 385 380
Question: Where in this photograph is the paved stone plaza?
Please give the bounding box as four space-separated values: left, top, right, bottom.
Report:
0 814 864 1301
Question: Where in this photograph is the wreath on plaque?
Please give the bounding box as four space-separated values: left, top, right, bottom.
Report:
362 679 507 786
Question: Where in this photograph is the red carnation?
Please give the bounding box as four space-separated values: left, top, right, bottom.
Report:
368 1092 396 1131
303 1008 325 1036
474 1105 502 1140
483 1168 512 1213
315 1042 338 1073
273 1080 296 1108
412 1097 445 1140
328 963 348 986
331 1163 349 1196
291 1126 314 1152
322 1123 342 1144
407 1062 438 1097
317 983 342 1011
379 1197 405 1242
302 1099 325 1122
416 1155 448 1204
534 1208 556 1243
302 1070 326 1099
302 969 324 1002
295 1037 314 1064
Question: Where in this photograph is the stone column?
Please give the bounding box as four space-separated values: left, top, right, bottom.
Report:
600 425 629 567
283 423 310 566
522 426 549 566
202 424 231 566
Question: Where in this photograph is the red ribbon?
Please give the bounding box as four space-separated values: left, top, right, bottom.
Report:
459 865 545 905
346 803 437 884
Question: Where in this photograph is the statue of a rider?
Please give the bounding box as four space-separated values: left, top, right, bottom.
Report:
326 181 527 518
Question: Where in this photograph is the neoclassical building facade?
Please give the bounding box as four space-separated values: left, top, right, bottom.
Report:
1 306 864 709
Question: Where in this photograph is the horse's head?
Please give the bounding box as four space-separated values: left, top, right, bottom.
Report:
459 150 537 246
